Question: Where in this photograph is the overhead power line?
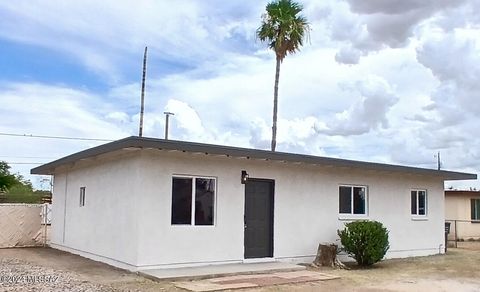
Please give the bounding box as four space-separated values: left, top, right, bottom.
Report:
0 132 114 142
5 162 44 165
0 156 56 159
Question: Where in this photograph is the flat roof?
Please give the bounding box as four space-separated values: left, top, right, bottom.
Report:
31 136 477 181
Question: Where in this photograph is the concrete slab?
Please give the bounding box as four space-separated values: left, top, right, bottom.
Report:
175 270 340 291
139 262 305 281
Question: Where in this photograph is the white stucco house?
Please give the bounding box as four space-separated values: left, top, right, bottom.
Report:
31 136 476 271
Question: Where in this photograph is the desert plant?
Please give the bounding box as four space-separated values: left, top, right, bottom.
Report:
337 220 390 266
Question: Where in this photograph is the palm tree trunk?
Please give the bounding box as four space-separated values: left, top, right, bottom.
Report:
271 57 281 151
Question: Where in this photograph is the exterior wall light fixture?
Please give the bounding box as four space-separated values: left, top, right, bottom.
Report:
241 170 249 184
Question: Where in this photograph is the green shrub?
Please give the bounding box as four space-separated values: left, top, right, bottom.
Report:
337 220 390 266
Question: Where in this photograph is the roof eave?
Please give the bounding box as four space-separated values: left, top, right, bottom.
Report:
30 137 134 175
30 136 478 181
441 172 477 181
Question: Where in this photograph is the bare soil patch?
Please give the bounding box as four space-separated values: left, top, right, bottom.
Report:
456 241 480 251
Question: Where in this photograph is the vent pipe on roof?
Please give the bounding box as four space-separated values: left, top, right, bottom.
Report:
435 151 442 170
164 112 174 140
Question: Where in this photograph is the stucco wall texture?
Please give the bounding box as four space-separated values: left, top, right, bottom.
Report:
50 150 445 271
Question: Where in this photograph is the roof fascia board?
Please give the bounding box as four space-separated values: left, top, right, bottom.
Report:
30 136 477 181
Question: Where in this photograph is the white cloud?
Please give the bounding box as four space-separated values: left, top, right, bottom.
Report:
335 46 361 65
105 112 130 124
324 0 471 63
0 0 262 82
322 75 399 135
0 82 131 186
345 0 462 15
164 99 208 142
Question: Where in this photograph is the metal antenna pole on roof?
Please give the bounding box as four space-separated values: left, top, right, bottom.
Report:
164 112 174 140
435 151 441 170
139 46 148 137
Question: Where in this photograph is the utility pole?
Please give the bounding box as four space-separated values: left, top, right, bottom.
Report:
164 112 175 140
139 46 148 137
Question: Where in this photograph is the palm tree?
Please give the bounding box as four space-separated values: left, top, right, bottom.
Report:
257 0 309 151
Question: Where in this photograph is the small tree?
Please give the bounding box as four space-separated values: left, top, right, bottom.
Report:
338 220 390 266
0 161 17 192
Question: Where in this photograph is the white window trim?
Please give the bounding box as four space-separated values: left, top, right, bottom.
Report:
171 175 217 227
338 214 371 221
338 184 369 219
411 189 428 220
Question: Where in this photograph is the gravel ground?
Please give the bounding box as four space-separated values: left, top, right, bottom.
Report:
0 248 178 292
0 258 113 292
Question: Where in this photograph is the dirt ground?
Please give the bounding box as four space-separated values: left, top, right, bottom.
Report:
1 244 480 291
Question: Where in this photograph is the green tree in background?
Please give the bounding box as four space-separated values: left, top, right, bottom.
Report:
0 161 17 192
8 174 34 194
0 161 44 203
257 0 310 151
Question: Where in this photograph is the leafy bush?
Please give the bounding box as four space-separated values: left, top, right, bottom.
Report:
337 220 390 266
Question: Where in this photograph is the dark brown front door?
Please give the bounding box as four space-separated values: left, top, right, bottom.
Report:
244 179 274 259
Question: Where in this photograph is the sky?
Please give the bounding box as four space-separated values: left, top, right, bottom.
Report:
0 0 479 190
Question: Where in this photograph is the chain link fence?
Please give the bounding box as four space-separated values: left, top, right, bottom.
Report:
445 219 480 248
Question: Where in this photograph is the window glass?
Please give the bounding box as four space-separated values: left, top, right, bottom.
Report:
418 191 426 215
171 178 192 224
353 187 366 214
410 191 417 215
79 187 86 207
472 199 480 220
195 178 215 225
339 186 352 214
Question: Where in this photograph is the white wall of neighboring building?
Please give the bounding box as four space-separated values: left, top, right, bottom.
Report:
445 192 480 240
50 149 446 271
